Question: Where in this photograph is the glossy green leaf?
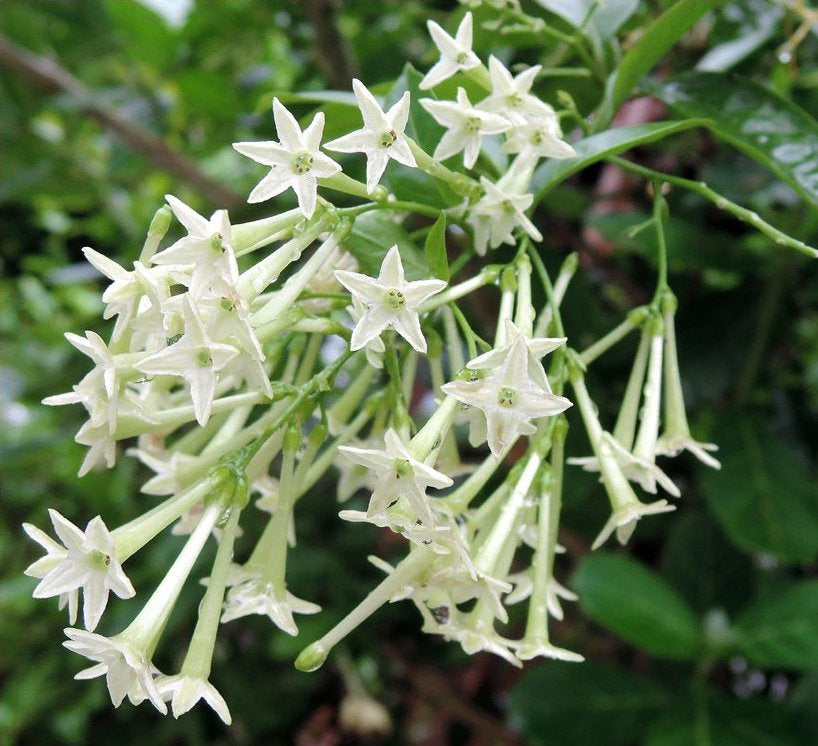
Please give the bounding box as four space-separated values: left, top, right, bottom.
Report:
531 120 708 204
344 211 426 280
534 0 639 41
651 72 818 208
574 552 702 659
424 214 449 282
600 0 721 123
734 582 818 670
508 661 667 746
695 1 783 73
699 414 818 564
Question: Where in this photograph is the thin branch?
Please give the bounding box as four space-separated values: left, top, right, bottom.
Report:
0 35 243 210
301 0 358 89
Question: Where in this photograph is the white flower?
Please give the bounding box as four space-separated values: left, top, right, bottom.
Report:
221 570 321 635
656 433 721 469
150 196 238 298
420 88 510 168
420 12 481 90
515 639 584 663
592 498 676 550
82 249 171 343
338 428 453 525
22 522 78 624
467 176 542 255
501 117 576 160
443 617 522 667
156 674 231 725
504 570 577 621
74 419 118 476
478 56 553 124
63 628 165 712
569 432 681 497
137 296 239 426
334 245 446 353
43 367 110 433
442 331 571 457
233 98 341 218
23 510 135 631
347 296 385 369
324 80 416 192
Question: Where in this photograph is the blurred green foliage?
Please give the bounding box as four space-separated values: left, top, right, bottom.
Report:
3 1 818 744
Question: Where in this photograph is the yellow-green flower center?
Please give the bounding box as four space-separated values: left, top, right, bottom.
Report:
497 386 518 407
383 287 406 310
292 151 315 175
394 458 413 479
379 129 398 148
89 549 111 570
465 115 482 134
506 92 522 108
196 346 213 367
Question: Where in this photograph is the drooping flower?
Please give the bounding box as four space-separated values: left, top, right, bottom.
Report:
442 331 571 457
334 245 446 353
155 674 232 724
467 176 542 255
324 80 416 192
338 428 453 525
420 88 511 168
420 12 481 90
23 509 135 631
592 497 675 550
63 628 166 713
233 99 341 218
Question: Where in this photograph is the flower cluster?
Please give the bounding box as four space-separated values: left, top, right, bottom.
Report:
24 10 718 725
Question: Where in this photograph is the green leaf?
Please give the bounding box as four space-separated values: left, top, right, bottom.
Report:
699 413 818 564
508 661 667 746
532 120 708 204
647 694 801 746
734 581 818 670
534 0 639 41
650 72 818 208
104 0 178 71
424 214 449 282
661 510 755 616
695 2 783 73
344 211 426 280
599 0 721 124
574 552 702 659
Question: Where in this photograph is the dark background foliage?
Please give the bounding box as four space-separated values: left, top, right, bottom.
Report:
2 1 818 744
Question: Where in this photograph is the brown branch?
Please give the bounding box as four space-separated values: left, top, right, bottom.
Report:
300 0 358 89
0 35 243 210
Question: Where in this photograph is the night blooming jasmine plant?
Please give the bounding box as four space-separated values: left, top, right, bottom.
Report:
35 3 818 728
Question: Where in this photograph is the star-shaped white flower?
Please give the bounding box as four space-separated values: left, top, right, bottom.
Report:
478 56 553 124
592 498 676 550
233 99 341 218
420 12 481 90
22 522 79 625
23 510 135 631
82 249 172 342
467 176 542 255
324 80 416 193
656 432 721 469
151 196 238 298
63 628 165 712
501 117 576 160
420 88 510 168
569 432 681 497
137 297 239 426
334 245 446 353
338 428 453 525
156 674 231 725
442 332 571 457
220 570 321 636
